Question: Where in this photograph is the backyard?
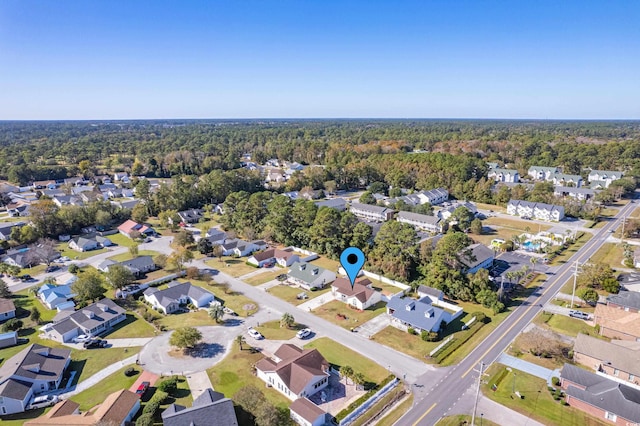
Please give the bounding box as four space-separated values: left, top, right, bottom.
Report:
310 256 341 272
312 300 387 330
268 284 331 306
157 309 217 329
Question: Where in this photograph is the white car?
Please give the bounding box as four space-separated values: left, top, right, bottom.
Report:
296 328 312 339
28 394 58 410
73 335 90 343
247 328 263 340
60 256 71 262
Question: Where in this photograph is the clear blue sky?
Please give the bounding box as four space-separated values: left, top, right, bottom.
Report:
1 1 639 119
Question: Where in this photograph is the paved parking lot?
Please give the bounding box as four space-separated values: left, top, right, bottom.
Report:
493 251 550 277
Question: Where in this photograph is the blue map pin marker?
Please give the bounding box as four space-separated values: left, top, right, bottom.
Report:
340 247 366 289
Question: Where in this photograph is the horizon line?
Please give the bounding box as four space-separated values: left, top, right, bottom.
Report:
1 117 640 122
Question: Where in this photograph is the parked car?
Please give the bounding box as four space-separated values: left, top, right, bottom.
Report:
45 265 59 273
247 328 263 340
276 274 288 281
83 339 107 349
60 256 71 262
28 394 59 410
263 262 275 268
18 274 32 281
223 307 237 316
136 381 150 397
73 335 90 343
569 310 590 320
296 328 312 339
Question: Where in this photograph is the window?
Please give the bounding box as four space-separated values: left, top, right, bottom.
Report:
614 369 620 377
630 374 635 382
605 412 617 421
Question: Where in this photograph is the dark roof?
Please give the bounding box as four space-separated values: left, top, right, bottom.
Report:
314 198 347 209
118 255 155 271
331 277 377 304
573 333 640 377
417 285 444 300
0 378 32 400
608 290 640 311
68 298 126 330
162 388 238 426
350 202 394 216
459 243 494 270
397 211 440 225
0 344 70 384
561 363 640 423
387 296 446 332
145 282 214 309
0 298 16 315
251 248 276 262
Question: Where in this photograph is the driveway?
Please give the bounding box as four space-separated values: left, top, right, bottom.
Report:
130 370 160 393
353 313 391 338
186 371 214 399
297 292 335 311
496 353 560 386
139 235 173 255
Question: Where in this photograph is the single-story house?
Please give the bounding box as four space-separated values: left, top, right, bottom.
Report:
606 290 640 313
117 219 154 238
41 298 126 343
205 229 227 245
417 285 444 302
68 236 99 252
387 296 447 334
331 277 382 310
248 248 301 268
0 298 16 322
143 282 215 314
113 172 129 183
220 239 267 257
24 389 140 426
288 261 337 290
0 344 71 415
0 331 18 349
38 283 76 310
0 221 25 240
594 303 640 341
290 397 327 426
459 243 495 274
561 363 640 425
247 248 277 268
572 333 640 386
177 209 204 224
256 344 329 401
162 388 239 426
117 255 157 276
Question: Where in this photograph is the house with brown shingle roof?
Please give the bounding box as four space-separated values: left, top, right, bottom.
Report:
594 303 640 341
0 298 16 322
331 277 382 311
24 389 140 425
248 247 301 268
573 333 640 386
256 343 329 401
290 397 327 426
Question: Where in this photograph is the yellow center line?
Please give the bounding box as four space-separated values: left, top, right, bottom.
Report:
412 402 437 426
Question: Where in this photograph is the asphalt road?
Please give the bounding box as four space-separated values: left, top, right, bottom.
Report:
399 200 638 426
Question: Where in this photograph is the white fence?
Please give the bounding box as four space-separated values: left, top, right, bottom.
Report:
429 336 454 357
359 270 410 290
146 270 187 287
288 246 319 262
339 378 400 426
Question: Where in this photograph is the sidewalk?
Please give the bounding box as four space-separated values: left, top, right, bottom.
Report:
258 279 281 291
297 292 335 311
496 353 560 386
58 354 138 399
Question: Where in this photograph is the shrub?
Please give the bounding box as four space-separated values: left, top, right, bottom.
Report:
2 319 23 332
433 320 485 363
551 376 560 386
470 312 487 324
124 368 137 377
68 264 80 274
158 376 179 395
407 327 415 335
335 375 396 421
143 390 168 415
185 266 200 280
421 330 439 342
135 413 155 426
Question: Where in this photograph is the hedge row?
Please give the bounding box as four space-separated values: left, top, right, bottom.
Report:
433 320 485 363
335 374 396 422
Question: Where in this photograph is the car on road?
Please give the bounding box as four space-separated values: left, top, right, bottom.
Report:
28 394 59 410
83 339 107 349
296 328 312 339
247 328 263 340
73 335 90 343
569 310 590 320
45 265 59 273
18 274 32 281
136 381 150 397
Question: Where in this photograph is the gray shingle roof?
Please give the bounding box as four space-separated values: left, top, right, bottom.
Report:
397 211 440 225
118 255 155 272
608 290 640 311
145 282 214 309
0 344 70 384
459 244 494 270
315 198 347 210
161 388 238 426
573 333 640 377
287 261 334 286
387 296 446 332
0 378 32 400
68 298 125 331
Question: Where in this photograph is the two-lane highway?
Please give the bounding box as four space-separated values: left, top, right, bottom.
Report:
399 200 637 425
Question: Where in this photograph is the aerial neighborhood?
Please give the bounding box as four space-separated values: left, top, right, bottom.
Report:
0 120 638 426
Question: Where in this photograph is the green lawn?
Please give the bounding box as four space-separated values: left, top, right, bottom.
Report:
483 364 608 426
65 346 141 385
376 394 414 426
106 312 157 338
205 257 258 278
108 250 160 262
71 364 140 410
589 242 625 268
371 326 438 362
255 320 306 340
475 202 507 213
158 376 193 415
304 337 389 384
310 256 341 272
312 300 387 330
268 284 331 305
20 264 47 276
208 343 291 410
551 233 593 266
243 269 285 286
472 226 523 247
484 216 551 233
367 277 405 296
184 279 259 316
158 309 217 329
0 408 52 425
107 233 139 247
436 415 500 426
535 312 596 338
56 243 108 260
138 268 174 283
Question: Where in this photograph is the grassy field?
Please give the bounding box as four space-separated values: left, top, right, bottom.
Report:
65 346 141 385
551 233 593 266
484 216 551 233
109 250 160 262
475 202 507 213
208 343 291 409
305 337 389 384
107 233 139 247
472 226 522 247
255 320 306 340
106 312 157 338
158 309 217 329
310 256 341 272
535 312 596 338
483 364 608 426
376 393 414 426
205 257 258 277
268 284 331 306
56 243 108 260
185 279 259 316
19 264 47 276
366 276 405 295
436 415 500 426
371 326 438 362
71 364 140 410
312 300 387 330
589 242 625 268
243 269 284 286
138 268 174 283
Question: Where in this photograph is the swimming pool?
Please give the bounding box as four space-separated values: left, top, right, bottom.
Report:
522 241 541 251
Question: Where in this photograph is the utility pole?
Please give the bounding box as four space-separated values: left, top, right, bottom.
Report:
571 261 580 309
471 362 484 426
621 217 626 241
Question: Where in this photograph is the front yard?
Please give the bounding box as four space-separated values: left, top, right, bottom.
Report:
483 364 608 426
71 364 140 410
108 249 160 262
312 300 387 330
106 312 157 338
268 284 331 305
255 320 306 340
106 233 139 248
243 269 285 286
183 279 259 316
56 243 108 260
205 257 258 278
371 326 439 362
158 309 217 329
589 242 625 268
534 312 596 338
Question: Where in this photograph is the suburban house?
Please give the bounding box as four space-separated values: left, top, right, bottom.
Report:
117 219 154 238
205 229 227 245
256 343 330 401
396 211 443 233
24 389 140 426
588 170 624 188
143 281 215 314
488 168 520 183
0 331 18 349
42 298 126 343
219 239 267 257
113 172 130 183
38 283 76 310
288 261 337 290
417 188 449 205
63 177 87 187
459 243 494 274
387 296 447 333
573 333 640 386
0 298 16 322
0 221 25 240
266 169 286 183
52 195 84 207
554 186 596 201
290 397 327 426
560 363 640 425
68 235 112 252
528 166 560 181
417 285 444 302
551 173 583 188
162 388 239 426
594 303 640 341
32 180 57 190
117 255 157 277
314 198 347 211
507 199 565 221
438 201 478 221
350 202 395 222
331 277 382 311
606 290 640 313
177 208 204 224
97 259 117 272
3 251 34 268
0 344 71 415
248 248 301 268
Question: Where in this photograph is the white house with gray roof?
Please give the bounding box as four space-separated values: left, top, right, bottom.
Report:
554 186 596 201
387 296 447 334
488 168 520 183
588 170 624 188
550 173 583 188
162 388 238 426
143 282 216 314
350 203 395 222
287 262 336 290
507 199 564 221
417 188 449 205
528 166 560 181
459 243 495 274
396 211 442 233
